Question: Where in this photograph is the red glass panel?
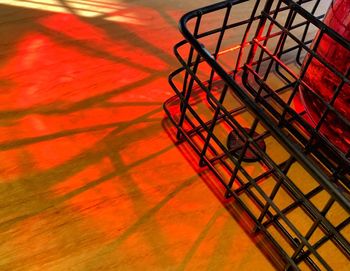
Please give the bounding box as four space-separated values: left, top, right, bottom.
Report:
300 0 350 153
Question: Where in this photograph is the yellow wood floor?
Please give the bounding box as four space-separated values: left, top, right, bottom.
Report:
0 0 346 270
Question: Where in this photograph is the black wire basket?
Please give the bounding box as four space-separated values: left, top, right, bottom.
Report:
163 0 349 270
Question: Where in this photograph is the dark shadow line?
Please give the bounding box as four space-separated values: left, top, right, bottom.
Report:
105 145 176 268
205 213 242 270
90 16 176 68
0 106 162 151
0 107 162 206
101 101 163 107
0 119 164 230
57 145 174 204
0 3 50 26
37 24 158 74
0 74 163 119
156 8 179 29
0 143 174 230
176 208 224 271
82 174 199 269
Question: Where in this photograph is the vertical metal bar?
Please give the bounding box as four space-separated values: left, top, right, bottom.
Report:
295 0 322 65
226 118 260 193
258 2 298 93
255 0 283 74
207 4 232 89
176 14 203 139
232 0 262 78
199 84 229 166
245 0 275 64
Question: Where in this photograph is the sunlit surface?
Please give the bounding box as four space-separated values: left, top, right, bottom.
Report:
3 0 138 20
0 1 278 270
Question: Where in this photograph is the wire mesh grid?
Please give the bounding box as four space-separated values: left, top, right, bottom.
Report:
163 0 349 270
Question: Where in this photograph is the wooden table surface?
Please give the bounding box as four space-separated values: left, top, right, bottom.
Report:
0 0 342 270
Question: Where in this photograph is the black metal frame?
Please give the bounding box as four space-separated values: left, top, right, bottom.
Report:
163 0 350 270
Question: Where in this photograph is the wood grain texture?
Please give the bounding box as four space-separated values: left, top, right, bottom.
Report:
0 0 342 270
